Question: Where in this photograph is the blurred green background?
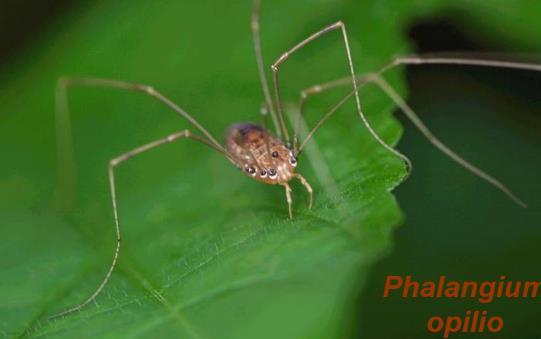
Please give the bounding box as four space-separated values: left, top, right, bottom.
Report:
359 17 541 338
1 0 540 338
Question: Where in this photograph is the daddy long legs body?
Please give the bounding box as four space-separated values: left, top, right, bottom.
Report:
50 0 541 319
226 122 312 218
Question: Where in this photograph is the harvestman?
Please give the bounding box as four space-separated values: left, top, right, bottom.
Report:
50 0 541 318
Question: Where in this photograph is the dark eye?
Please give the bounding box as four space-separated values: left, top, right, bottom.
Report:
268 168 277 177
271 151 279 158
290 157 297 166
260 170 267 177
246 166 256 174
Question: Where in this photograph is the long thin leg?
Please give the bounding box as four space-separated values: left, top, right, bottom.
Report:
270 21 411 172
49 129 223 319
251 0 282 138
295 55 541 152
380 54 541 74
282 182 293 219
295 173 313 210
294 77 355 154
295 72 529 207
298 92 354 153
259 104 276 166
56 77 226 153
363 73 528 208
55 77 236 206
296 55 541 126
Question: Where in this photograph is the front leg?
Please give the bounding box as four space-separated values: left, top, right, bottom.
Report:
295 174 313 210
282 182 293 219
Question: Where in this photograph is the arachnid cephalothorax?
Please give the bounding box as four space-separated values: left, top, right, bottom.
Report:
226 122 312 218
227 123 298 185
50 0 540 319
226 123 311 215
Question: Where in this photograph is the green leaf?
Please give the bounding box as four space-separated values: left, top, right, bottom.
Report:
0 1 409 337
0 1 411 337
8 0 541 337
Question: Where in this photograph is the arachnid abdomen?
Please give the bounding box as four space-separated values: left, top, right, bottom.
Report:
226 123 297 184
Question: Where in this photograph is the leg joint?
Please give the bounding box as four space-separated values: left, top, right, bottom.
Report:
110 153 131 167
167 129 190 142
362 72 381 83
273 52 289 69
110 158 121 167
133 83 156 95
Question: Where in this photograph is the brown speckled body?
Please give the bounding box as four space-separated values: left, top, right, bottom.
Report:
226 123 297 184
